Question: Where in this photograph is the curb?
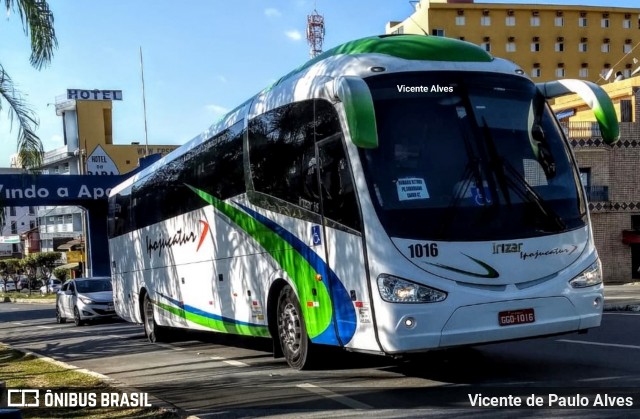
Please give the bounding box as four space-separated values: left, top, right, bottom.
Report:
1 297 55 304
1 344 190 418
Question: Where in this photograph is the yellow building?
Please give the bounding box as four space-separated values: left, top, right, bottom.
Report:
35 89 180 268
56 91 178 175
387 0 640 83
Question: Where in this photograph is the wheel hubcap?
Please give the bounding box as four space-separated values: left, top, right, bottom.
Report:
279 302 301 355
144 299 154 336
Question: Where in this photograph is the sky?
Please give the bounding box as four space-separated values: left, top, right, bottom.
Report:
0 0 638 167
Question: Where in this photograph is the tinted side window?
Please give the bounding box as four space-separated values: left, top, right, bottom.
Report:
108 185 132 239
248 100 342 213
248 100 361 232
112 121 246 236
317 137 360 232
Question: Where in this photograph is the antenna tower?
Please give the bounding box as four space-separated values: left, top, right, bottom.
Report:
306 5 325 58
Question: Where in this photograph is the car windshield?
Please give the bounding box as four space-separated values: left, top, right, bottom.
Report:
76 279 112 293
360 71 586 241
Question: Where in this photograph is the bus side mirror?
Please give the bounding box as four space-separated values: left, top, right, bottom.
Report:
536 79 619 145
334 76 379 149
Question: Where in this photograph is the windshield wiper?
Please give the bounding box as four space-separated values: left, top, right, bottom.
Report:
480 118 565 232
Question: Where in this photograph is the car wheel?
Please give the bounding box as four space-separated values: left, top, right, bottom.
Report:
276 285 315 370
73 307 84 326
143 293 168 342
56 306 66 324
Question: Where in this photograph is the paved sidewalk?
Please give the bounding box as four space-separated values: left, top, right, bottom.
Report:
604 283 640 311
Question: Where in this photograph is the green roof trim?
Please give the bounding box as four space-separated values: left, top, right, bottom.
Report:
273 35 492 88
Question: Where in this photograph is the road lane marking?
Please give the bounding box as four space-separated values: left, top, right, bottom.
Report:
11 322 26 325
297 383 373 409
210 356 249 367
36 325 54 329
558 339 640 350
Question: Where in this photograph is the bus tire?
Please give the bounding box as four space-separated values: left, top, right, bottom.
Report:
143 293 167 343
277 285 314 370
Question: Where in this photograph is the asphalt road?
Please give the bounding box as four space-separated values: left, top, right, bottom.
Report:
2 302 640 418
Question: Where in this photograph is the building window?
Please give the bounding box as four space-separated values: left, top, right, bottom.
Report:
482 42 491 52
623 69 632 78
530 17 540 27
506 16 515 26
506 42 516 52
556 68 565 77
9 207 16 217
579 67 589 78
481 16 491 26
579 17 587 27
555 42 564 52
10 221 17 234
63 162 70 173
624 44 633 54
555 17 564 27
623 19 632 29
601 18 609 28
28 206 35 215
12 244 18 253
455 16 465 26
579 42 588 52
431 28 445 37
29 220 36 229
531 42 540 52
391 26 404 35
531 68 541 78
601 43 610 53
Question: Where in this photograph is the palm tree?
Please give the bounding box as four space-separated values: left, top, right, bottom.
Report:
0 0 57 169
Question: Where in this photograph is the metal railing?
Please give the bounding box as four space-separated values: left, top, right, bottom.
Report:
560 121 640 140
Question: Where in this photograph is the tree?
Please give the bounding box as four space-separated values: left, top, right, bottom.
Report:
1 0 57 169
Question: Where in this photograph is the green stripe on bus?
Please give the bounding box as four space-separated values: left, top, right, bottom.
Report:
186 185 333 339
272 35 492 89
157 301 270 337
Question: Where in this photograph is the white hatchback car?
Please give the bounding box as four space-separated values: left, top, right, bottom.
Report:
56 277 116 326
40 278 63 295
0 279 16 292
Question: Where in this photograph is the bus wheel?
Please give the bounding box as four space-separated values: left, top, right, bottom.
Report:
143 293 166 343
277 285 312 370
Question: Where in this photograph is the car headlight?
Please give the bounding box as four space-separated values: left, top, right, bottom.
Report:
569 260 602 288
377 274 447 303
79 297 95 305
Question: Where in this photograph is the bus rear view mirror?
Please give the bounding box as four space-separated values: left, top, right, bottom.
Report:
334 76 379 149
536 79 620 145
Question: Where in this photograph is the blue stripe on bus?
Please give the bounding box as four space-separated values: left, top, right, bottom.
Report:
157 292 265 329
234 202 357 345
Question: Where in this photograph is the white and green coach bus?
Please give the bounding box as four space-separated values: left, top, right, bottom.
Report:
107 34 619 369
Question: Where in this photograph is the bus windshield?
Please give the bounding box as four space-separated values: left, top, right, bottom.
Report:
360 71 587 241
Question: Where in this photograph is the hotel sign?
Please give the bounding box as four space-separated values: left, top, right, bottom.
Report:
67 89 123 101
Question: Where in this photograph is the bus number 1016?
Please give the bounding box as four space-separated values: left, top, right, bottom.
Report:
407 243 439 259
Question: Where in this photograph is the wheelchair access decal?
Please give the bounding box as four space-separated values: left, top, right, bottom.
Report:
311 225 322 246
471 183 492 206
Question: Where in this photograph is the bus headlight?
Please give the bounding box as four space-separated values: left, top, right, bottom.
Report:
377 274 447 303
569 260 602 288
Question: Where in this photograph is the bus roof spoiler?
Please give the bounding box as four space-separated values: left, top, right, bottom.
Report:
334 76 379 149
536 79 620 145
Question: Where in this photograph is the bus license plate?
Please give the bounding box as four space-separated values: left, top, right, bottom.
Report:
499 308 535 326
